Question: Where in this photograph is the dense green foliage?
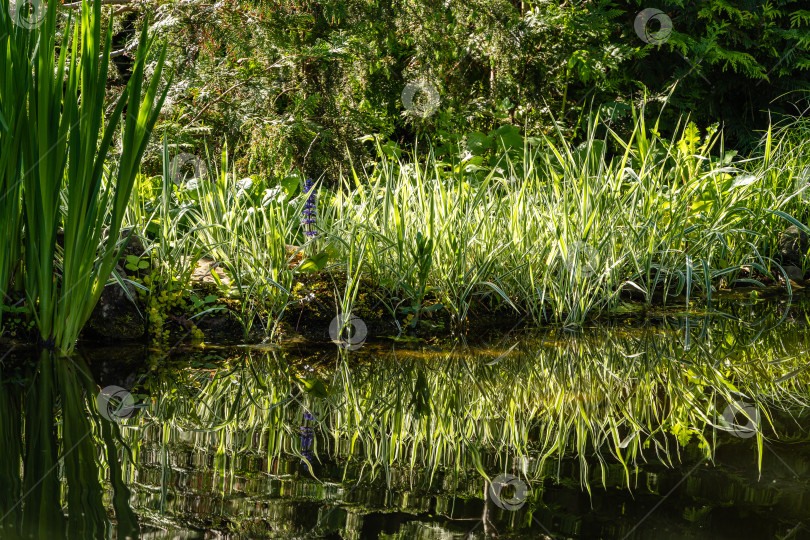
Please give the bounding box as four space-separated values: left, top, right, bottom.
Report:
3 4 810 537
2 0 810 347
129 0 810 180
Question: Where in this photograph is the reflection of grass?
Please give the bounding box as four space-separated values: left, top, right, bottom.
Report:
129 309 810 499
3 307 808 536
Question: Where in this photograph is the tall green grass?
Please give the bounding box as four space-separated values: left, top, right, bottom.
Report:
1 0 169 352
185 146 299 337
127 144 331 339
323 111 810 327
0 0 31 322
124 108 810 338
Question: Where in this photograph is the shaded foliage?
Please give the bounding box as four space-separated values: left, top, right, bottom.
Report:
130 0 809 182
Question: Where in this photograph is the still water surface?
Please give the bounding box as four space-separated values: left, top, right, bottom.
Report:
1 297 809 539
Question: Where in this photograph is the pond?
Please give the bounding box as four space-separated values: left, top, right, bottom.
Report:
1 295 809 539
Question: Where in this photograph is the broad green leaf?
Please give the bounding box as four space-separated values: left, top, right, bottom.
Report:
298 251 331 273
489 125 523 151
466 132 491 155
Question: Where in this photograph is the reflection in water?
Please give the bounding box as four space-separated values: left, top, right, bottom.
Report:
0 353 137 539
1 300 809 538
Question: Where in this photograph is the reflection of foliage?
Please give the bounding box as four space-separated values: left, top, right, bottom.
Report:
683 505 712 523
128 307 810 501
4 304 809 536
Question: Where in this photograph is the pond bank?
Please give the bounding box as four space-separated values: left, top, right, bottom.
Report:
2 274 808 351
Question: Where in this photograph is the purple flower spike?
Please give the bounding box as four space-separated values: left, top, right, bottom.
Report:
302 178 318 239
300 412 316 463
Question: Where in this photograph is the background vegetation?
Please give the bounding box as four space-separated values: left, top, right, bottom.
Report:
122 0 810 180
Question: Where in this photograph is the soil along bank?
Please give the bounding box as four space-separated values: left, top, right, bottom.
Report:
4 265 806 350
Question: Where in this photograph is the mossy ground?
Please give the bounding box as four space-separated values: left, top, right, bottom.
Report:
1 261 804 353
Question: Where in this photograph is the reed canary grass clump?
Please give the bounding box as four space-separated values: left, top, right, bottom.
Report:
315 113 810 327
121 109 810 340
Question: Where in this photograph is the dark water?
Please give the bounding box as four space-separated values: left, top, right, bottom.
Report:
1 296 810 539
